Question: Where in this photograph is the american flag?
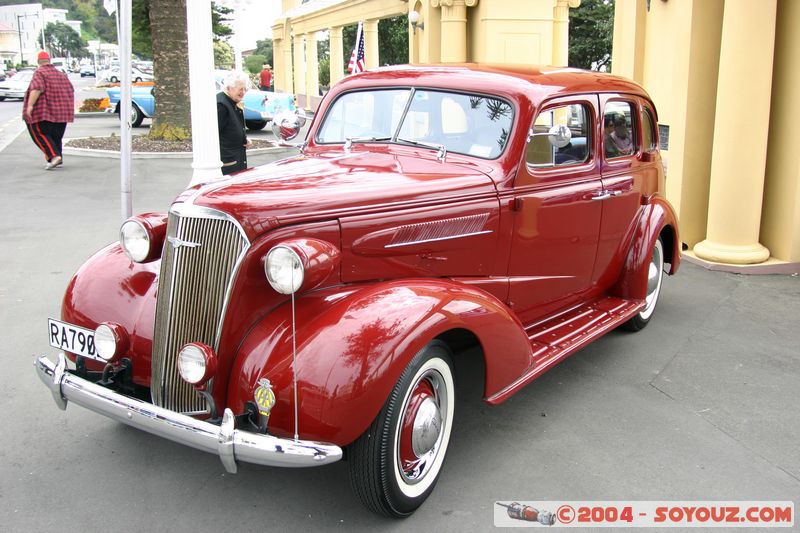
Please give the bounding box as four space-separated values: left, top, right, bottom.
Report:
348 22 366 74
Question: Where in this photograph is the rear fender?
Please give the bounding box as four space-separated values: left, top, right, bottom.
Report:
227 278 532 446
611 197 680 300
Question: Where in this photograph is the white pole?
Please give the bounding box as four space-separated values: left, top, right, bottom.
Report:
119 0 133 219
186 0 223 186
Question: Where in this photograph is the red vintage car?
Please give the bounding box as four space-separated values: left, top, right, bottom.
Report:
36 64 679 517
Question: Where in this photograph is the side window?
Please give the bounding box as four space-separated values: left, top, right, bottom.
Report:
526 103 591 168
603 101 637 159
642 107 657 151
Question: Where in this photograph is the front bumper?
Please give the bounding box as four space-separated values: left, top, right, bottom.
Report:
35 353 342 472
0 90 24 98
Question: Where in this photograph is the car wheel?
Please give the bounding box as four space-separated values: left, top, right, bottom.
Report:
110 76 118 83
0 96 5 101
130 104 144 127
246 120 268 131
622 237 664 332
134 77 142 82
348 340 455 517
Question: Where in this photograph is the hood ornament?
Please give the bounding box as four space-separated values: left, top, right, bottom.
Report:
167 236 201 249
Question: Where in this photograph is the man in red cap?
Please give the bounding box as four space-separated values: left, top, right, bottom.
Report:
23 50 75 170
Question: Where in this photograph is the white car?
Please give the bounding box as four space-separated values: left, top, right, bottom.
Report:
102 67 153 83
0 70 34 100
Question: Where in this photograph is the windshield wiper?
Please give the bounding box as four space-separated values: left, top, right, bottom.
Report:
396 138 448 161
344 136 392 150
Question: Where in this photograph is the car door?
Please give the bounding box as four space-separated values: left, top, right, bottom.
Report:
507 95 604 325
592 95 650 288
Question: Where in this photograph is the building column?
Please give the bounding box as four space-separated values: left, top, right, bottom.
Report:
305 32 319 105
292 33 306 98
283 32 294 94
552 0 581 67
329 26 344 85
432 0 477 63
363 19 379 68
272 37 283 92
610 0 646 84
694 0 777 264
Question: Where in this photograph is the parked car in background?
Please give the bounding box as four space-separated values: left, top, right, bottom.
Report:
101 66 153 83
0 69 34 100
80 64 95 77
105 71 299 130
105 84 154 127
37 64 680 517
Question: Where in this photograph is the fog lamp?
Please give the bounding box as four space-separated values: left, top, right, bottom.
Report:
178 343 217 386
94 322 129 363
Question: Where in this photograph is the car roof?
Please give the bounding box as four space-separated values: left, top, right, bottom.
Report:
335 63 650 106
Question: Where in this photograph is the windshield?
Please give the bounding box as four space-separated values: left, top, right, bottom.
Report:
316 88 514 159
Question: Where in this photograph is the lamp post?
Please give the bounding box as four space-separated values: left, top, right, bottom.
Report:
16 14 29 65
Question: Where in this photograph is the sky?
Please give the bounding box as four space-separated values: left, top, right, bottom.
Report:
219 0 283 51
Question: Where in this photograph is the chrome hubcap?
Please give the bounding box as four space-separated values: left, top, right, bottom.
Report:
397 368 449 485
411 397 442 456
641 240 663 319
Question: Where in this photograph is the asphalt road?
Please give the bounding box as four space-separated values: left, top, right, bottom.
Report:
0 113 798 532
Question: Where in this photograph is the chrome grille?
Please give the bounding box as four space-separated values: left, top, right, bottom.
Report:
151 204 249 414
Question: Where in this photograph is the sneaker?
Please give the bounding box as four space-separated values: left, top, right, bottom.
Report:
45 156 62 170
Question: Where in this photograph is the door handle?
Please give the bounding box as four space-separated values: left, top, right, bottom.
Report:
591 192 611 201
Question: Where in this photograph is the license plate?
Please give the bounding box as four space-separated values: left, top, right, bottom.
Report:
48 318 101 361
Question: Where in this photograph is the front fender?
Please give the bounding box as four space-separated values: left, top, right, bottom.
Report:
227 278 532 446
611 196 680 301
62 242 158 383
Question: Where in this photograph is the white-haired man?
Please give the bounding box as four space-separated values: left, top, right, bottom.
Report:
217 70 252 175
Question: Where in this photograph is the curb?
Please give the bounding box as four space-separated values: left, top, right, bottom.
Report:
63 142 294 159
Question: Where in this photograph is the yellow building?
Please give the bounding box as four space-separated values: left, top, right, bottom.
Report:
275 0 799 271
613 0 799 271
273 0 580 109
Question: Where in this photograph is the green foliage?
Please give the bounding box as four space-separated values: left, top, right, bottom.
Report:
132 0 152 58
244 54 267 74
568 0 615 71
40 22 87 58
211 1 233 42
254 39 273 64
214 40 233 69
318 57 330 87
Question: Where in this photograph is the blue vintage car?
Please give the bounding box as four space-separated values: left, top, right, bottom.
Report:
107 73 297 129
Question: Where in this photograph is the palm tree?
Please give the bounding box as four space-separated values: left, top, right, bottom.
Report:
149 0 191 139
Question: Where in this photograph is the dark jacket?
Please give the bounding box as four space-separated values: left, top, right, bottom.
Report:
217 91 247 175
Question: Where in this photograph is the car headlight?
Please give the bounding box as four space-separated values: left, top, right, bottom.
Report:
120 219 150 262
119 213 168 263
265 245 304 294
94 322 129 363
178 343 217 386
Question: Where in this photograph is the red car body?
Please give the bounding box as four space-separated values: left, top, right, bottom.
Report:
38 64 679 517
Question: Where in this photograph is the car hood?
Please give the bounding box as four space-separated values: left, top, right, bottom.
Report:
186 149 496 240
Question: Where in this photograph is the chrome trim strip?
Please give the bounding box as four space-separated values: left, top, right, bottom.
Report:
36 354 342 470
385 230 493 249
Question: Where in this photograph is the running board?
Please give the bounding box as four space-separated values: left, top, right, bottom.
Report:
487 296 643 404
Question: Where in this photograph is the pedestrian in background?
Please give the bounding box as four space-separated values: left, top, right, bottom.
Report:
217 70 252 175
259 63 272 91
23 51 74 170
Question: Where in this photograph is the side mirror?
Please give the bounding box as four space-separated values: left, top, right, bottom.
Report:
271 109 307 144
547 124 572 148
527 124 572 148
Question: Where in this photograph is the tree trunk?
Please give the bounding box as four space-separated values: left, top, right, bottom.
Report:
149 0 191 139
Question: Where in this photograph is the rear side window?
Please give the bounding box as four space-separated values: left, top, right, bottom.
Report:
603 101 637 159
642 107 657 151
526 103 591 168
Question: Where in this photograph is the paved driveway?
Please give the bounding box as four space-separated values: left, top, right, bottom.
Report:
1 118 797 532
